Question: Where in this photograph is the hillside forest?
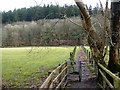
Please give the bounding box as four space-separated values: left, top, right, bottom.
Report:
2 4 110 47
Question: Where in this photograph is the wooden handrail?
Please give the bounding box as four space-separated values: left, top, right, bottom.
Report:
99 69 114 88
53 66 68 83
53 62 66 74
56 74 68 88
40 47 79 89
98 63 120 89
40 72 54 88
81 46 120 89
98 63 120 81
40 61 68 89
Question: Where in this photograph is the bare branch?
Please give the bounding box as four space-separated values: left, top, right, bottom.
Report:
54 0 59 6
33 0 38 6
103 0 109 45
99 0 104 16
74 0 104 54
33 0 44 6
39 0 44 6
63 15 82 27
105 30 114 46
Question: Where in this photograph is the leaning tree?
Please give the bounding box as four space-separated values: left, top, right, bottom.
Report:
74 0 120 83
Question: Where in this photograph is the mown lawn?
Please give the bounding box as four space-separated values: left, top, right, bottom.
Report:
2 46 78 88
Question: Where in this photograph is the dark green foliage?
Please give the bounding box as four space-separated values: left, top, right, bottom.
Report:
2 4 102 46
2 5 80 24
2 4 101 24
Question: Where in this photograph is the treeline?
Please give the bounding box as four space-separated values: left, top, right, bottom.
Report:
2 4 106 47
2 4 100 24
2 13 106 47
2 18 87 47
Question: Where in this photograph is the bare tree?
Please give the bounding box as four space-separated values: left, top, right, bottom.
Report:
74 0 105 65
74 0 120 74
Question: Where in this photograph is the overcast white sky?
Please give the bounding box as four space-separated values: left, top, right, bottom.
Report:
0 0 109 12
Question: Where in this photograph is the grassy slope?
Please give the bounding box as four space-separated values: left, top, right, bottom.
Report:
2 46 77 87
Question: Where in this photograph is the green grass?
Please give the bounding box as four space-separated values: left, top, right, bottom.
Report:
2 46 77 87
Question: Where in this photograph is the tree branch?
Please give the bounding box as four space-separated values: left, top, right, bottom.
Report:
99 0 104 16
74 0 104 55
63 15 82 27
103 0 108 45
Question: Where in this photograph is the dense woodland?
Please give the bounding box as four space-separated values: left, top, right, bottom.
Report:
2 4 106 47
2 4 100 24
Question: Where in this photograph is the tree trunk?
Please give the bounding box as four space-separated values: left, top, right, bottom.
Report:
108 1 120 83
74 0 106 65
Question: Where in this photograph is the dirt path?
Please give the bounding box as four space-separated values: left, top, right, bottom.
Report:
68 50 100 89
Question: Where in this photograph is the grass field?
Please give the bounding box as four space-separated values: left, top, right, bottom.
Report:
2 46 79 88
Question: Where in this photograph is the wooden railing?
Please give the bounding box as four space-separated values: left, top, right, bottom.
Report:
70 46 77 62
81 46 97 74
40 61 68 88
81 46 120 89
40 46 77 89
98 63 120 89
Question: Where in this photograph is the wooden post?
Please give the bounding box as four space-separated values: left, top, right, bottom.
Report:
88 51 90 61
64 61 68 87
65 61 67 80
118 81 120 90
118 48 120 78
87 50 88 61
70 52 74 61
47 71 53 88
73 46 77 57
48 71 51 76
103 72 106 89
70 52 75 71
118 48 120 61
93 59 95 71
78 60 82 82
97 66 103 85
59 65 62 88
49 75 53 88
48 71 52 88
113 78 120 89
113 78 119 88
